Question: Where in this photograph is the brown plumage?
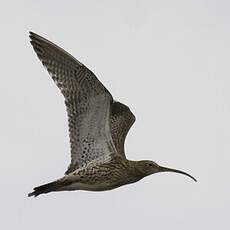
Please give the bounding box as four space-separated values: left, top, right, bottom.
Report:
28 32 196 197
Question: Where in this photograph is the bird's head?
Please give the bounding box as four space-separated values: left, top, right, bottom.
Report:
137 160 197 182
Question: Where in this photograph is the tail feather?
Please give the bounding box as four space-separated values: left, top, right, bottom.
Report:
28 180 63 197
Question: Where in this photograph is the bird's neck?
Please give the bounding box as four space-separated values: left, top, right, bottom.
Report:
127 160 146 179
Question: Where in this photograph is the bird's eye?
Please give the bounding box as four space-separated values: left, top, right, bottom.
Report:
148 163 153 167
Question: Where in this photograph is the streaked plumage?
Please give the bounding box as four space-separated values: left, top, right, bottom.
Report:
28 32 196 197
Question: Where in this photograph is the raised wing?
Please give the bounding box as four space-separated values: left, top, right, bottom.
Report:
29 32 117 174
110 102 135 156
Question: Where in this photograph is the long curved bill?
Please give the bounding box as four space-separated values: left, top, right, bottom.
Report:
159 166 197 182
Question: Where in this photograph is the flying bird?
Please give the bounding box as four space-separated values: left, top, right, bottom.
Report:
28 32 196 197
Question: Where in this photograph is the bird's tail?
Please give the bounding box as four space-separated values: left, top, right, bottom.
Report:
28 180 64 197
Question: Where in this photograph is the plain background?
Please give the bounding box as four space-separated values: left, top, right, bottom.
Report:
0 0 229 229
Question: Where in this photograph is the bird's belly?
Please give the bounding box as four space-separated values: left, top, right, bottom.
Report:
63 171 129 191
64 175 142 192
63 160 139 192
64 181 121 191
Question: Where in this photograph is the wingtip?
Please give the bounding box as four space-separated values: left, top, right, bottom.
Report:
29 31 39 36
29 31 36 38
29 31 44 42
29 31 37 43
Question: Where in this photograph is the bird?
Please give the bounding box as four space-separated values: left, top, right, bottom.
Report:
28 32 196 197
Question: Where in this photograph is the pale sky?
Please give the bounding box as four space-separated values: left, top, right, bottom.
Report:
0 0 229 229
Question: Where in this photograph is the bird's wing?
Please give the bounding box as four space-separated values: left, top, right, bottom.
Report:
29 32 117 174
110 102 135 156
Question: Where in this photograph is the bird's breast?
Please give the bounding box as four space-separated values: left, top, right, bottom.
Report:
64 159 139 191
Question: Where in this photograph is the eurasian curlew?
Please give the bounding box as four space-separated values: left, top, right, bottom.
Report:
28 32 196 197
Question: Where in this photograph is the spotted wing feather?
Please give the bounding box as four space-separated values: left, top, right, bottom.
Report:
29 32 117 174
110 102 135 156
